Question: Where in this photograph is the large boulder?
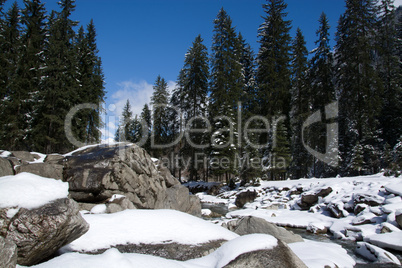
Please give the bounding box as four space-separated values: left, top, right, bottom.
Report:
223 216 304 244
0 236 17 268
0 158 14 177
64 144 201 216
1 198 89 266
224 239 307 268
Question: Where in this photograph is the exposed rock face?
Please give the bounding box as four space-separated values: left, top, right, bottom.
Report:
298 187 332 210
10 151 36 162
0 157 14 177
64 144 201 216
0 236 17 268
1 198 89 266
396 210 402 229
15 163 64 180
235 190 257 208
223 216 303 244
87 240 226 261
224 240 307 268
353 193 384 207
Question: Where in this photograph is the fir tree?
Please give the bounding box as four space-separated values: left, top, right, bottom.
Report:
35 0 79 153
75 20 105 144
209 8 243 182
0 3 22 150
140 103 152 152
309 12 337 177
115 99 133 142
174 35 209 181
270 119 291 180
238 33 262 183
257 0 292 118
335 0 383 175
377 0 402 148
151 75 170 157
289 28 310 179
18 0 47 149
257 0 292 180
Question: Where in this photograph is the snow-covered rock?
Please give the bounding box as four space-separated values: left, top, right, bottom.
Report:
62 209 238 260
356 242 401 265
289 240 356 268
364 232 402 251
0 172 69 209
0 173 88 266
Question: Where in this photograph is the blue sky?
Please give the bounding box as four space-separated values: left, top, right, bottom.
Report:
5 0 401 141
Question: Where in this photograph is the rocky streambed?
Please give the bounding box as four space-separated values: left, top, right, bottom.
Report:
193 174 402 267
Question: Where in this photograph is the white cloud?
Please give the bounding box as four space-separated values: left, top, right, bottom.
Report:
101 79 177 141
395 0 402 7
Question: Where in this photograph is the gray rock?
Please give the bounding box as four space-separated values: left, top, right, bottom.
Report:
2 198 89 266
106 195 135 213
224 240 307 268
354 193 384 207
328 202 348 218
15 163 64 180
63 144 201 216
0 157 14 177
396 212 402 229
45 154 65 164
299 187 332 210
0 236 17 268
223 216 304 244
87 240 226 261
10 151 35 162
235 190 257 208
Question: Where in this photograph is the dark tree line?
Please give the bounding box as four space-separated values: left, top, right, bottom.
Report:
0 0 105 154
117 0 400 182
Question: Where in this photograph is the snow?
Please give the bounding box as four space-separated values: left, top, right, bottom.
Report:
62 209 239 252
364 231 402 251
0 150 11 157
356 242 401 265
30 235 278 268
187 234 278 268
90 204 107 214
0 173 69 209
289 240 356 268
385 180 402 196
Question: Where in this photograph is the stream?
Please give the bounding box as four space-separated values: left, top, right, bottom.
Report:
202 202 402 267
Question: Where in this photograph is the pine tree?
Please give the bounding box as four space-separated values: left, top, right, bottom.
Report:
257 0 292 118
289 28 310 179
270 119 291 180
140 103 152 152
377 0 402 148
35 0 79 153
257 0 292 180
309 12 337 177
0 3 22 150
174 35 209 181
17 0 47 149
335 0 383 175
350 142 365 175
151 75 170 157
237 33 262 184
209 8 243 182
75 20 105 144
115 100 133 142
